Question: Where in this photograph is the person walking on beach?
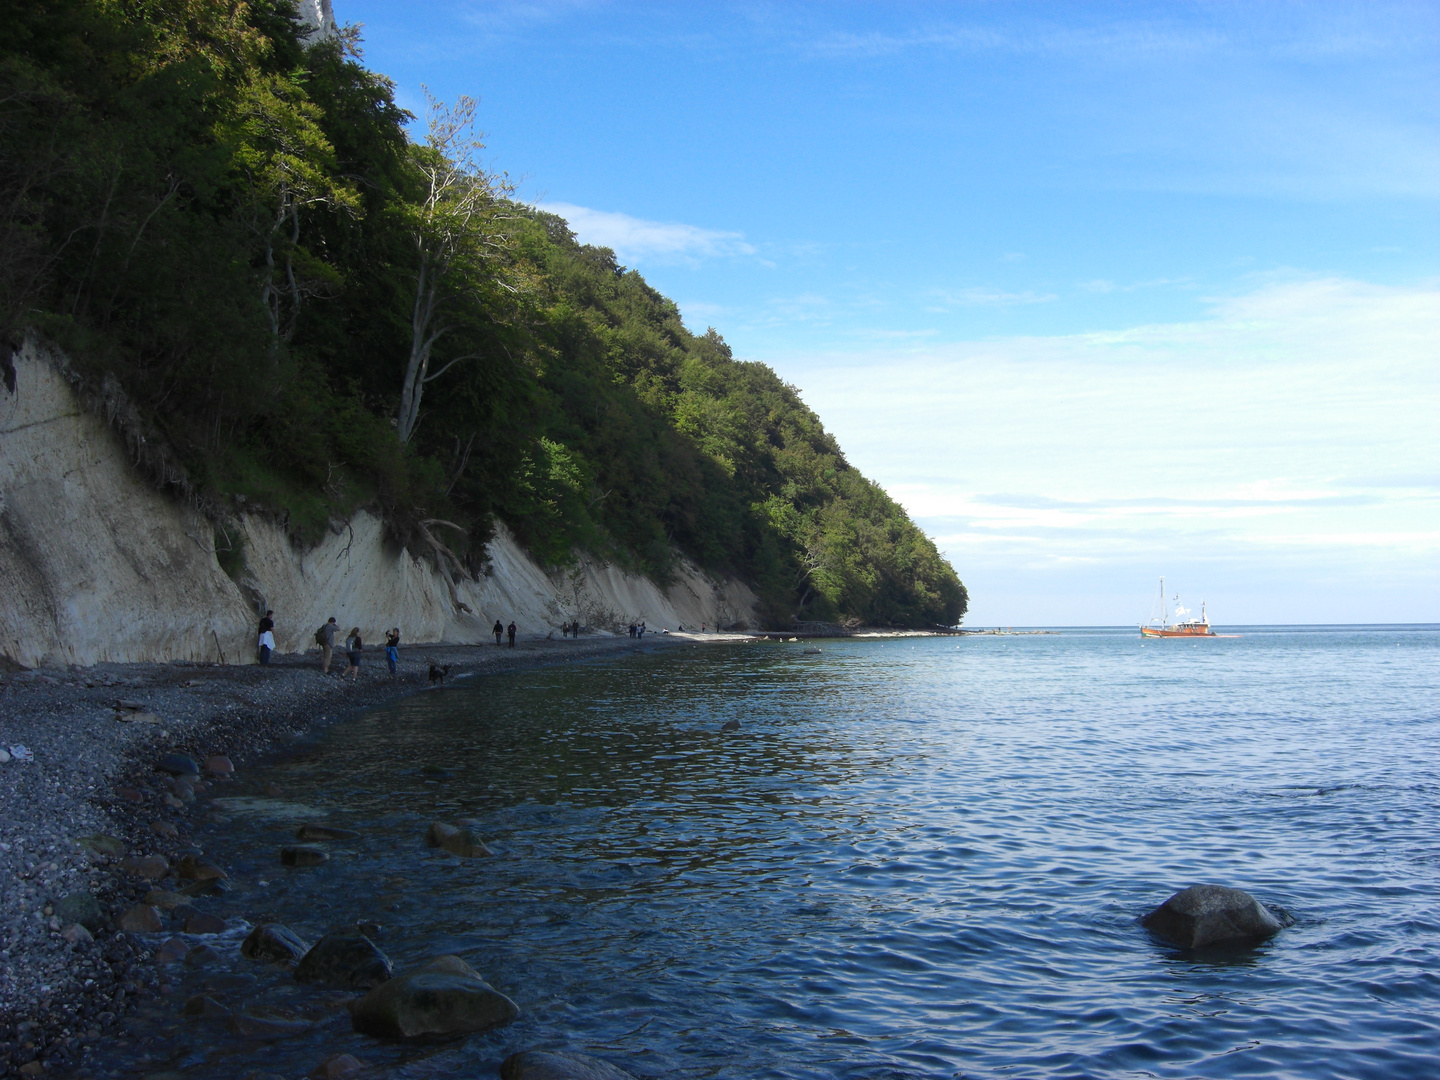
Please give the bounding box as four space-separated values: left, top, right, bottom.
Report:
639 621 645 639
507 621 517 648
493 619 504 646
384 627 401 678
317 617 340 674
343 627 363 682
257 610 275 665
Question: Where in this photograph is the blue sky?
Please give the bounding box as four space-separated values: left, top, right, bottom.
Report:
338 1 1439 624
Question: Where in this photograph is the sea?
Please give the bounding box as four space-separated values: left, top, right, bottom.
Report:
90 626 1440 1079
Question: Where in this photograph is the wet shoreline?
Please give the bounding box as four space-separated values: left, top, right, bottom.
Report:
0 635 676 1077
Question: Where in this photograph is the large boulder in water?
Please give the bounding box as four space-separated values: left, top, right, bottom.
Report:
295 933 392 989
349 955 517 1039
500 1049 640 1080
1142 884 1287 948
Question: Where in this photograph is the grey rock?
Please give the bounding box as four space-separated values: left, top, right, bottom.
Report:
242 923 310 964
176 854 227 881
119 854 170 879
53 890 106 932
295 933 392 990
184 912 229 935
500 1050 641 1080
157 753 199 776
116 904 164 933
350 955 518 1039
1142 884 1288 949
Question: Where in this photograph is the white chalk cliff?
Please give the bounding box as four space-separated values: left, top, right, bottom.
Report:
0 341 756 669
297 0 337 44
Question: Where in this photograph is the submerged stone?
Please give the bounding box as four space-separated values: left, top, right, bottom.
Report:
280 845 330 867
425 821 492 857
77 834 127 858
1142 884 1288 949
230 1012 312 1040
183 994 230 1017
349 955 518 1040
309 1053 366 1079
295 823 360 841
184 912 229 935
500 1049 641 1080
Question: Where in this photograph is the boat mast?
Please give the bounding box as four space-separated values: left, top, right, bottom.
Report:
1159 577 1167 626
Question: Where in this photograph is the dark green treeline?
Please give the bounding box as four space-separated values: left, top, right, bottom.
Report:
1 0 966 628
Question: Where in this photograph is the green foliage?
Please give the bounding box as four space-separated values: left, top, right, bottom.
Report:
1 0 967 628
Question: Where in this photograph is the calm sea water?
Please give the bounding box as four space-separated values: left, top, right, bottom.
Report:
95 627 1440 1079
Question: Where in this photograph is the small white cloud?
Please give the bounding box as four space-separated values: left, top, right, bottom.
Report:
677 300 726 329
1080 279 1116 293
536 201 755 264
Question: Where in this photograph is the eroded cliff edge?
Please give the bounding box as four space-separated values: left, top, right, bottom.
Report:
0 341 756 669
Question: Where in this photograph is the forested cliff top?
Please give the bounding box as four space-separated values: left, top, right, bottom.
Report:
2 0 966 628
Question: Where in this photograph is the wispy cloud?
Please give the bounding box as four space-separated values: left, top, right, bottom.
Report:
1079 277 1191 294
928 287 1057 308
536 202 755 265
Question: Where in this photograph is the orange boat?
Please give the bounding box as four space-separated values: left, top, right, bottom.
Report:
1140 578 1216 638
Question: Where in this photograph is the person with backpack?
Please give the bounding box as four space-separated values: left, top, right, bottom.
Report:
507 621 517 647
316 617 340 674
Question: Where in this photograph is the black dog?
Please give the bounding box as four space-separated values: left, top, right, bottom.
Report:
427 664 449 686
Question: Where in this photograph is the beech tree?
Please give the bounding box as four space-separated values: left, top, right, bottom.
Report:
395 91 511 444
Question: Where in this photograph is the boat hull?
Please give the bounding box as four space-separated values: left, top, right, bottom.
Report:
1141 626 1216 638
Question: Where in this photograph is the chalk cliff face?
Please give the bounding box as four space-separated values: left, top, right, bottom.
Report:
297 0 337 43
0 342 756 669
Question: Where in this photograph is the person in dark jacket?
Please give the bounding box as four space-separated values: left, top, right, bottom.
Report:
384 627 401 678
493 620 504 646
343 627 362 682
507 621 517 647
318 617 340 674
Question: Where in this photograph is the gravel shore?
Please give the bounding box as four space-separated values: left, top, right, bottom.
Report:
0 635 665 1077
